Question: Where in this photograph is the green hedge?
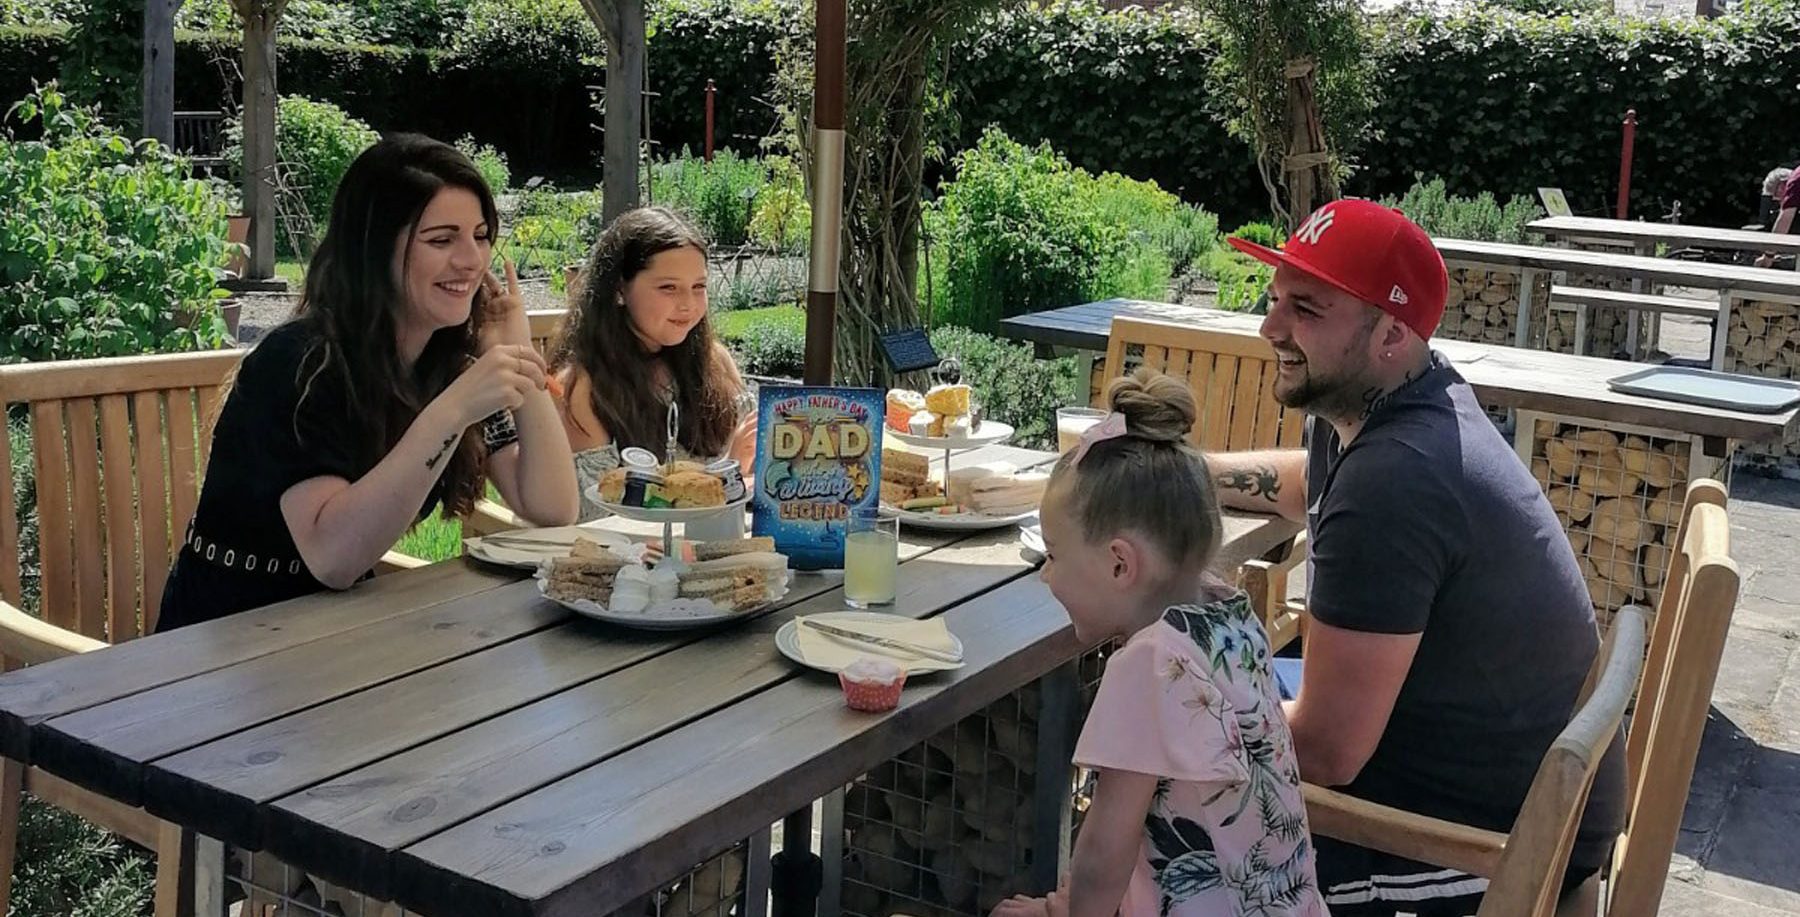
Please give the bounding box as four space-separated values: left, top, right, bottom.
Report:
7 2 1800 224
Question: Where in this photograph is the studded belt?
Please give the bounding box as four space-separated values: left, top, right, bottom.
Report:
184 523 310 577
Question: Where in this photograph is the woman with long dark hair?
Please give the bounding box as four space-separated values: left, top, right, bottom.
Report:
553 206 756 521
157 134 578 630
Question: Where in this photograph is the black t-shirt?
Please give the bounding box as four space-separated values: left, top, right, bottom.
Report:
156 322 443 631
1303 353 1624 871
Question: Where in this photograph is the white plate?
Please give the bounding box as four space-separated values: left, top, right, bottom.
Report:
589 490 752 523
885 420 1014 452
879 503 1036 531
537 567 790 630
464 526 634 569
1018 520 1045 561
775 611 966 675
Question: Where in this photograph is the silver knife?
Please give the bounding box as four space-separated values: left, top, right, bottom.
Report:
799 617 964 664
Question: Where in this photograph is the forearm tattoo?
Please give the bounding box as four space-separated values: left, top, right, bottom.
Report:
425 433 458 470
1217 466 1282 503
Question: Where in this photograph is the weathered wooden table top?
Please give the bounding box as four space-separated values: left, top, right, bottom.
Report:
1000 300 1800 445
0 443 1300 917
1528 215 1800 258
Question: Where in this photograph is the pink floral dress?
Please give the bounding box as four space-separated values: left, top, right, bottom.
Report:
1074 592 1328 917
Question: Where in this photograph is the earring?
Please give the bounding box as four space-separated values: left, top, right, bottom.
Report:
1383 351 1393 359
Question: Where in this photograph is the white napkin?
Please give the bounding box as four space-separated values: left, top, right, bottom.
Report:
794 615 962 672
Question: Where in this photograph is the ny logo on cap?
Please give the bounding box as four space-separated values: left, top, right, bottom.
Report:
1389 285 1409 305
1294 207 1337 246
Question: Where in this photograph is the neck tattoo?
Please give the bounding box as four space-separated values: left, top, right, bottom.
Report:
1357 360 1428 422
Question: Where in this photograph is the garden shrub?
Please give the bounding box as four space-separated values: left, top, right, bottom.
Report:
748 156 811 254
8 798 153 917
223 96 379 248
721 310 805 378
1379 175 1542 243
926 129 1184 334
1 84 232 364
928 326 1081 451
456 135 512 194
57 0 138 133
652 148 769 248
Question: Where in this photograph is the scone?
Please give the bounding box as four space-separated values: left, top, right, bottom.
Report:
666 460 710 476
663 470 727 507
598 466 631 504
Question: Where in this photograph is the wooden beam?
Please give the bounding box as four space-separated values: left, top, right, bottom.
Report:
235 0 280 280
578 0 644 228
141 0 177 146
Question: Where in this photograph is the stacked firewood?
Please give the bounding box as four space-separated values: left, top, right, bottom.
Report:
1724 300 1800 471
1529 421 1689 630
1437 267 1548 345
842 689 1044 917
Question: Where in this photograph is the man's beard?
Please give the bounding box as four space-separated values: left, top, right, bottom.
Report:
1273 349 1378 423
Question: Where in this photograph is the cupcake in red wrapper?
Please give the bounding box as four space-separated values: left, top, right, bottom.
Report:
839 656 906 712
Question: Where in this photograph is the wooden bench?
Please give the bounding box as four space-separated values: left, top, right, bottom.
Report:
0 348 425 912
1545 285 1718 356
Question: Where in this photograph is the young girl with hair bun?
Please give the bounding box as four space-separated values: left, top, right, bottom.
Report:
992 368 1326 917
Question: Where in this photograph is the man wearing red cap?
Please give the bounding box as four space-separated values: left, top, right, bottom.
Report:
1208 199 1623 914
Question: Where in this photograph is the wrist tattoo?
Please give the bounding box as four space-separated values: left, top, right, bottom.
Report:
425 433 458 470
1217 467 1281 503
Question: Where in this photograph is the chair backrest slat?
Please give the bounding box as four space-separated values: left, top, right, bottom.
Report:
0 418 18 606
97 394 138 643
65 398 108 638
30 400 76 632
1102 317 1306 452
1480 605 1647 917
132 391 173 636
529 310 563 360
1609 491 1739 917
1 349 243 646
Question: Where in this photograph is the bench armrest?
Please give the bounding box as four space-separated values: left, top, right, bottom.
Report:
463 498 526 539
1303 782 1507 879
0 599 107 665
375 551 430 575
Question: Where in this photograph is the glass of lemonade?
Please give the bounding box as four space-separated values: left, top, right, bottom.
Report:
1056 406 1108 454
844 511 899 608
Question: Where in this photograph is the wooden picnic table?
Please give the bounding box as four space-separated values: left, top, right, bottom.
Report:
0 443 1300 917
1529 215 1800 270
999 299 1800 452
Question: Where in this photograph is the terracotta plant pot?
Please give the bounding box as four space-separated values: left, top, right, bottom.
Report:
564 264 584 295
226 214 251 278
220 298 242 341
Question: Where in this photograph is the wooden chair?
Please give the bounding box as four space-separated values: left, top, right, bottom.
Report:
1102 316 1309 646
0 349 425 912
1100 316 1307 453
1602 479 1738 916
1304 603 1648 917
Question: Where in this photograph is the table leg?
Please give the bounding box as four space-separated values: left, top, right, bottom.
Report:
1574 305 1591 357
816 789 846 917
191 834 225 917
771 806 822 917
1515 268 1538 349
746 823 774 917
1711 292 1733 371
1029 663 1081 895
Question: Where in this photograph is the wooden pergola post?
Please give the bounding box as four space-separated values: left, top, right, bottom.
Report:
142 0 177 146
803 0 846 385
232 0 285 281
577 0 646 227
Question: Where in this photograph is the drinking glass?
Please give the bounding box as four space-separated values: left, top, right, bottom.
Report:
1056 406 1108 454
844 512 899 608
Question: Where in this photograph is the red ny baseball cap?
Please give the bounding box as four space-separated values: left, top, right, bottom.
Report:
1228 199 1449 340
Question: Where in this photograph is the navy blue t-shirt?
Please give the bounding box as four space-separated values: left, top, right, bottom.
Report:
1303 352 1624 871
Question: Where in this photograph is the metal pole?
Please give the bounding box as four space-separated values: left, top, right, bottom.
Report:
705 79 716 163
804 0 846 385
1616 109 1637 221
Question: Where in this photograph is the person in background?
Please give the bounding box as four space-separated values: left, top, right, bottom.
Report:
1206 199 1623 914
1756 165 1800 268
550 206 757 521
991 368 1326 917
158 134 578 631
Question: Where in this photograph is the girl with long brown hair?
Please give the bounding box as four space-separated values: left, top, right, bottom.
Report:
157 134 578 630
552 206 756 520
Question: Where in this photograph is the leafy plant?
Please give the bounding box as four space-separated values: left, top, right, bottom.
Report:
57 0 139 133
1229 221 1285 249
925 129 1184 334
7 798 154 917
748 155 810 254
1 83 232 363
1 0 81 27
651 148 769 248
929 326 1081 450
224 95 379 253
1379 175 1542 243
455 135 512 194
720 307 805 378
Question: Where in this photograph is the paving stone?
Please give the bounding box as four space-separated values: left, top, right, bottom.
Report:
1662 873 1798 917
1695 750 1800 913
1708 629 1795 722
